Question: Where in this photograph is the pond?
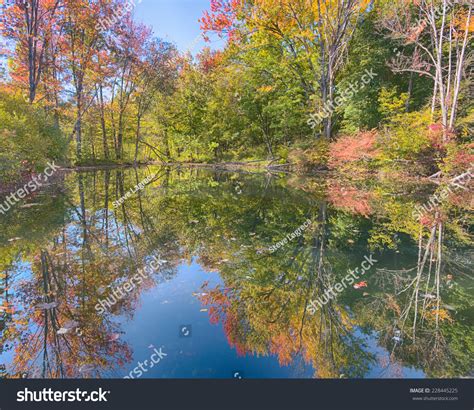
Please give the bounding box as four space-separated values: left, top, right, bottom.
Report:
0 167 472 379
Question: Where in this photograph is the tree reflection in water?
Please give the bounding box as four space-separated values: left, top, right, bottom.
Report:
0 167 472 378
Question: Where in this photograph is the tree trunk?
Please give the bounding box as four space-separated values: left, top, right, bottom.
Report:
75 91 82 161
98 85 109 160
448 6 472 130
406 72 414 112
134 115 141 165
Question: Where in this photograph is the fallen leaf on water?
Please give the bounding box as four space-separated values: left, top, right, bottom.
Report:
107 333 120 342
64 320 79 329
79 365 95 374
20 203 41 208
35 302 58 310
353 281 368 289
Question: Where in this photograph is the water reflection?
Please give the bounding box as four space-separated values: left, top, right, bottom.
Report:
0 167 472 378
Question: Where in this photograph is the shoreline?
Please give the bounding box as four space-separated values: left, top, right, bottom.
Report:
0 160 448 196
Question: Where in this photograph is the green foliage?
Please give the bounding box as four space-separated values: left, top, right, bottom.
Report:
0 90 66 181
378 109 433 161
161 44 309 162
337 14 394 133
288 138 330 172
378 87 409 121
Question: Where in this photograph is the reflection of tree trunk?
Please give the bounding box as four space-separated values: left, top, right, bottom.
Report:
435 223 443 328
79 174 86 304
40 251 50 378
92 171 97 209
134 168 147 233
114 171 137 259
78 174 88 248
394 216 444 342
104 170 110 248
307 200 349 375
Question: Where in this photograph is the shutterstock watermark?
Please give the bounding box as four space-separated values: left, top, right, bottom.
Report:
113 173 156 208
269 219 312 253
17 388 110 403
0 161 60 216
95 255 165 314
124 346 167 379
95 0 143 32
306 254 378 314
412 165 473 221
307 69 378 129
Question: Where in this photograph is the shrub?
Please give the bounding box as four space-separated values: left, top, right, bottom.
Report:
0 89 66 181
378 110 433 161
440 142 474 176
328 130 379 169
288 138 329 173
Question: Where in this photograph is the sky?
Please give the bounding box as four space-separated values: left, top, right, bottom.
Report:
133 0 224 54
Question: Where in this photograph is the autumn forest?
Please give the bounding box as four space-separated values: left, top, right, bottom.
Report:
0 0 473 382
0 0 472 175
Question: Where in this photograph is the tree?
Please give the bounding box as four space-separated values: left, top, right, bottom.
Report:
62 0 103 161
201 0 371 138
132 39 177 164
3 0 61 104
380 0 473 136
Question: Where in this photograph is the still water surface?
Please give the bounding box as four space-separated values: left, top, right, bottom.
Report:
0 167 472 378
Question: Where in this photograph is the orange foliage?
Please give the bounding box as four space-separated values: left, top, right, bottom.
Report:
199 0 242 42
269 332 297 366
197 48 224 73
328 131 379 169
327 182 373 217
450 147 474 171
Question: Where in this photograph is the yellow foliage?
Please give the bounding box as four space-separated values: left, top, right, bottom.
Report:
426 308 453 323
